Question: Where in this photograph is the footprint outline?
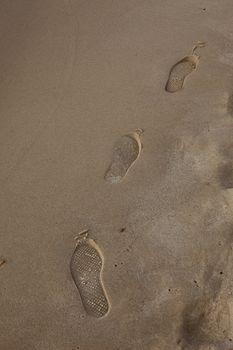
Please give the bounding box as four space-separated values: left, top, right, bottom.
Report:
165 41 205 93
70 230 110 318
104 128 144 184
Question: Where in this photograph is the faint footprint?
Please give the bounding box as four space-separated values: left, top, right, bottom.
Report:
105 129 143 183
227 94 233 117
70 230 110 318
218 162 233 189
0 258 5 268
165 41 205 93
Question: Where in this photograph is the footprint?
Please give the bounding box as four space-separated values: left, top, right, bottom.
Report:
105 129 143 183
70 231 110 318
165 41 205 93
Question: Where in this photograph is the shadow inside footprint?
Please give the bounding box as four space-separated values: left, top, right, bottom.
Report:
105 129 143 183
165 41 205 93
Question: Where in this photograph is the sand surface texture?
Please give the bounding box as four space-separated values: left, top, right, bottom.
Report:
1 1 233 349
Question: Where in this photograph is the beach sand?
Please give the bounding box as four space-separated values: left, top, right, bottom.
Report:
1 1 233 349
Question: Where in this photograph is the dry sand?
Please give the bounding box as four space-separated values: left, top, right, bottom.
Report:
1 1 233 349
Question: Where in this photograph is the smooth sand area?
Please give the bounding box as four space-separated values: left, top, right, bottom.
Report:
1 1 233 349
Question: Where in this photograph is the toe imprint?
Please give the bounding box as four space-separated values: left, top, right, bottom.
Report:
105 129 143 183
165 41 205 93
70 234 109 318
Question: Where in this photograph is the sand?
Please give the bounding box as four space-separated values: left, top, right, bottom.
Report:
1 0 233 349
